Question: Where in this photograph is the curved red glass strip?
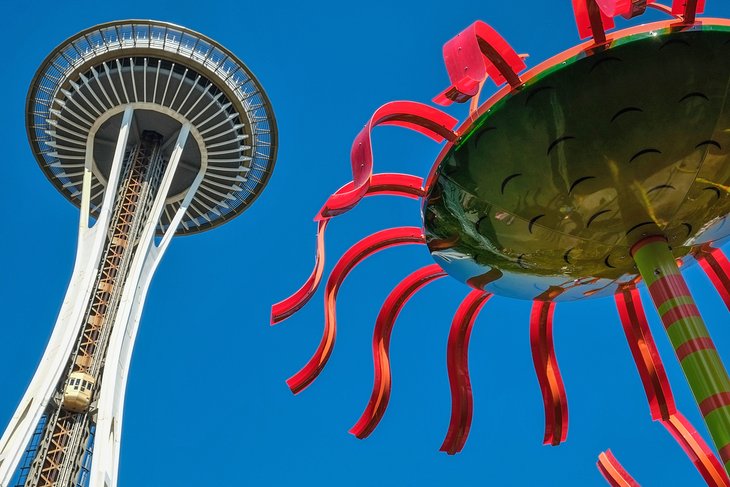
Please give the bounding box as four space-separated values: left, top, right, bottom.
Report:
615 285 676 421
434 20 527 105
271 173 425 325
574 0 669 41
671 0 705 23
572 0 614 42
317 102 457 219
271 219 329 325
696 246 730 312
597 450 641 487
662 412 730 487
286 226 426 394
530 299 568 446
596 0 656 18
440 290 492 454
349 264 447 439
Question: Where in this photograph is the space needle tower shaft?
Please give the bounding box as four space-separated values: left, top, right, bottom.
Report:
23 115 185 487
0 21 276 487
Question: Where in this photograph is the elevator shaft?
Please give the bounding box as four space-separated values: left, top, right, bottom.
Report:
18 133 166 487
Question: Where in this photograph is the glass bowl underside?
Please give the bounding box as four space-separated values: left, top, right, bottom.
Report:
424 24 730 301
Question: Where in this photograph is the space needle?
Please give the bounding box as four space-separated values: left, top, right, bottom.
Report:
0 20 277 487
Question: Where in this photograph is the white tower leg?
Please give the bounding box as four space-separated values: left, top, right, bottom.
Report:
0 107 134 487
88 125 197 487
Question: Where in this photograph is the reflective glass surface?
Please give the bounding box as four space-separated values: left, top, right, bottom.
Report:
424 26 730 301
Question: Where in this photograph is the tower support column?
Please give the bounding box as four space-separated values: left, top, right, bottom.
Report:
89 124 193 487
0 107 134 487
632 235 730 472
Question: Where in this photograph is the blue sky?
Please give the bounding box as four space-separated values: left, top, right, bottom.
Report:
3 1 730 486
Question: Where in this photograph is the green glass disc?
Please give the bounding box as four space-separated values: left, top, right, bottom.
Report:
424 26 730 301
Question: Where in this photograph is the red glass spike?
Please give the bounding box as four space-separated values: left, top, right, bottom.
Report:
615 284 676 421
317 102 457 219
615 283 728 485
271 174 425 325
350 264 446 439
572 0 615 42
434 20 527 106
440 290 492 455
662 412 730 487
575 0 664 40
671 0 706 23
286 226 426 394
530 299 568 446
597 450 641 487
596 0 657 18
271 219 329 325
696 246 730 312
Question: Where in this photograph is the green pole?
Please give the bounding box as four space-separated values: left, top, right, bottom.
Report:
632 235 730 471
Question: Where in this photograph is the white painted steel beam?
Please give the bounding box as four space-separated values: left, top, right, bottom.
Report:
89 125 195 487
0 107 134 487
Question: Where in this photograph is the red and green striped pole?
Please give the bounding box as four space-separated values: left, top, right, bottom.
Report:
632 235 730 472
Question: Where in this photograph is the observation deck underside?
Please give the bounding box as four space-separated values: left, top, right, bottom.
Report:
27 20 277 234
